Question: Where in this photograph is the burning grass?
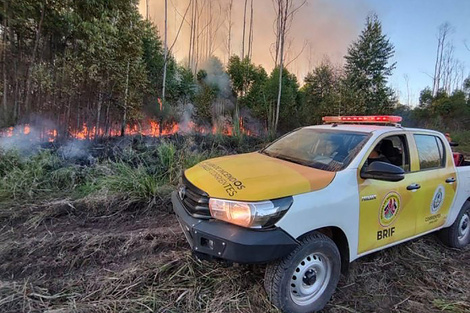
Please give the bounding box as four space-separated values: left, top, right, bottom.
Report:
0 133 264 204
0 134 469 313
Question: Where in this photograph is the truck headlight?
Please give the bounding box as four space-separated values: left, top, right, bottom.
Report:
208 197 293 228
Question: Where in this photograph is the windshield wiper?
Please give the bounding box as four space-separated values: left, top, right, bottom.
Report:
270 154 311 167
261 151 334 171
260 150 272 157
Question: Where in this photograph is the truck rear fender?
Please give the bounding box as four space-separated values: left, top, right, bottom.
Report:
444 166 470 227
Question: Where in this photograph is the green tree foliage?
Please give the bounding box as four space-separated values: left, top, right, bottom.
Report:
141 21 180 128
463 77 470 93
1 5 414 138
344 14 396 114
227 56 268 124
194 69 216 124
227 56 262 97
240 66 268 120
411 87 470 130
264 67 300 131
174 66 197 105
0 0 174 135
300 61 342 125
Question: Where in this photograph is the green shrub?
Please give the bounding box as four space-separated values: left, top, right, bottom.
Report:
0 150 75 199
0 134 264 204
98 161 165 202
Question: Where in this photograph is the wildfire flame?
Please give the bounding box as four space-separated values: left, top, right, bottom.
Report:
0 119 256 142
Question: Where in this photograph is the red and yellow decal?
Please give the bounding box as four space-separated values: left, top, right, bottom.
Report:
184 152 335 201
379 191 401 227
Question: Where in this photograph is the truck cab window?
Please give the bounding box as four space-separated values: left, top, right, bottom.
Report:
366 135 410 171
414 134 446 170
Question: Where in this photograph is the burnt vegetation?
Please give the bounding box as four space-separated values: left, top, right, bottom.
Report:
1 0 470 312
0 134 469 313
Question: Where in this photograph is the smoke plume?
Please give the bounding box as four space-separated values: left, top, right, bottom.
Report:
139 0 370 81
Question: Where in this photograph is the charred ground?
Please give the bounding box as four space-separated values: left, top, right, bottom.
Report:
0 134 469 313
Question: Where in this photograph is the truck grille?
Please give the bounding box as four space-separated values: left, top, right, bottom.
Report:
179 175 211 218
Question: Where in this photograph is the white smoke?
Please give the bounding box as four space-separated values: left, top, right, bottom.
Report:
0 118 56 152
178 102 195 133
200 57 232 98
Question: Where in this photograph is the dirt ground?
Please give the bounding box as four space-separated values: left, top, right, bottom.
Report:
0 197 469 313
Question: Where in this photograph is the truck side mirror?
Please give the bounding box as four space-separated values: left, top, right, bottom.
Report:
361 161 405 182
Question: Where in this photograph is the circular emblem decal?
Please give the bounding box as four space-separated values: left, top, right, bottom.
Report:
430 185 445 214
379 191 401 227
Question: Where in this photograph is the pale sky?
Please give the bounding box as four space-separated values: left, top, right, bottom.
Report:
142 0 470 106
367 0 470 105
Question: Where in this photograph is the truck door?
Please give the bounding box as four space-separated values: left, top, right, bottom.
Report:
411 134 457 234
358 134 417 254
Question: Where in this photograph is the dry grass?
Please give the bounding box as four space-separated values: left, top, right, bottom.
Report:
0 135 469 312
0 196 468 313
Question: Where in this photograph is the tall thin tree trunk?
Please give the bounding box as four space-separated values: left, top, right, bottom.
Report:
241 0 248 58
274 0 290 133
162 0 168 105
105 102 110 136
432 23 450 96
146 0 149 20
95 92 102 138
194 0 199 73
76 93 80 134
275 63 283 133
161 0 169 135
2 11 7 120
274 2 282 65
432 37 442 96
12 59 16 120
248 0 254 59
24 2 45 119
188 0 194 69
86 99 91 139
121 60 130 137
66 94 71 138
227 0 233 59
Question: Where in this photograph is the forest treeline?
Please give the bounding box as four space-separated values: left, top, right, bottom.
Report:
1 0 469 138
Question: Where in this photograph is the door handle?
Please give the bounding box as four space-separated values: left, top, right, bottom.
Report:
445 177 456 183
407 183 421 191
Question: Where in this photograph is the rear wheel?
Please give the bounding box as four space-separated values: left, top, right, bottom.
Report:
264 232 341 313
439 202 470 248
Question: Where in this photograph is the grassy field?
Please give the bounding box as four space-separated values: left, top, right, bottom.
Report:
0 134 469 313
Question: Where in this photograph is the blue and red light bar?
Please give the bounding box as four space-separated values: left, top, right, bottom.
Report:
322 115 402 124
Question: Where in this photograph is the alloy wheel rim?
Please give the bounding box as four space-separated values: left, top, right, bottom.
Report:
289 252 332 306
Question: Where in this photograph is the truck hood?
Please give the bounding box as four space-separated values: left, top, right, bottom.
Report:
184 152 335 201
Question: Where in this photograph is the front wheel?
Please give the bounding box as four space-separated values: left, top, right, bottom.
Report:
439 202 470 248
264 232 341 313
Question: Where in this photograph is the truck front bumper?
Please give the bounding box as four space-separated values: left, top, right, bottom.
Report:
171 191 298 264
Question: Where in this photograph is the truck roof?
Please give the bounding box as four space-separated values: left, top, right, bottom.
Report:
305 124 441 136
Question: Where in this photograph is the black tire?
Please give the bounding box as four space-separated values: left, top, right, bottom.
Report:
439 202 470 248
264 232 341 313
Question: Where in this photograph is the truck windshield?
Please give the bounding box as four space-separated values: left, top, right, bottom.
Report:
261 128 369 172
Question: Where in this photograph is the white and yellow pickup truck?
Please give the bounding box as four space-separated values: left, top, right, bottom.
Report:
171 116 470 313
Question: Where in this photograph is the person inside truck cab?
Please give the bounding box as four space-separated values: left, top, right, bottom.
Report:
367 141 391 165
316 138 338 157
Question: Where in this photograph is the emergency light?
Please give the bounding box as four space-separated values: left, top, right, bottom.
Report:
322 115 402 124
